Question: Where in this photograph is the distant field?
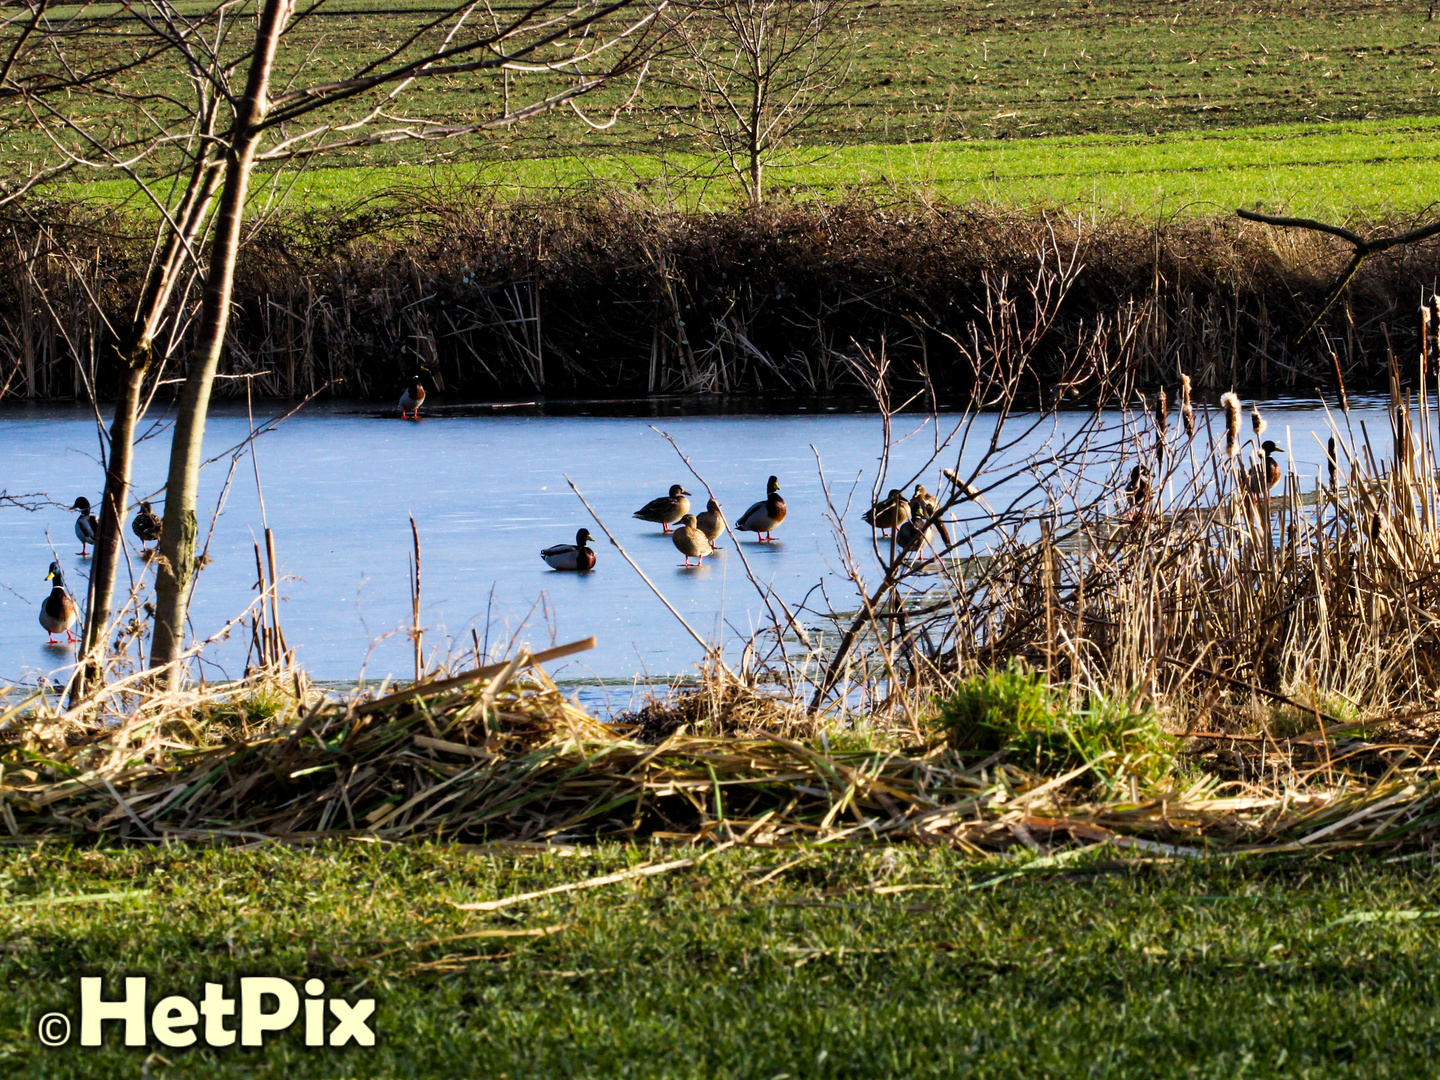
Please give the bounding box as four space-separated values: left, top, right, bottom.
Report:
69 115 1440 218
15 0 1440 216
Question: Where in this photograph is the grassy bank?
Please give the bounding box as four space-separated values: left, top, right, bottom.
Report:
3 842 1440 1077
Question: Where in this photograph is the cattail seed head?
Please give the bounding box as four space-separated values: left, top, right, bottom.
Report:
1221 392 1241 459
1327 435 1337 491
1251 406 1267 440
1181 374 1195 439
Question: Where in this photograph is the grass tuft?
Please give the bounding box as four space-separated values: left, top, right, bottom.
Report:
940 662 1177 791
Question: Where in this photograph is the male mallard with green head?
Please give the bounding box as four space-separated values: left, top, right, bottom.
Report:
862 488 910 536
132 501 162 549
672 514 714 567
634 484 691 533
541 528 597 572
399 380 427 419
40 562 78 644
736 475 786 542
1247 440 1284 497
70 496 98 556
696 498 725 548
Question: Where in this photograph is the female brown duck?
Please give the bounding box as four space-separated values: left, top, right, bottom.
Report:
672 515 714 567
862 489 909 537
634 484 691 533
132 501 162 549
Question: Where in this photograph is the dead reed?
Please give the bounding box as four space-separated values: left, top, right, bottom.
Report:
4 192 1439 403
2 635 1439 855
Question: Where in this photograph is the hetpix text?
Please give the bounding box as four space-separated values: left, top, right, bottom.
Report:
40 977 376 1048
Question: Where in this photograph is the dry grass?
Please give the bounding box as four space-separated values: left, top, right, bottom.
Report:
2 631 1440 856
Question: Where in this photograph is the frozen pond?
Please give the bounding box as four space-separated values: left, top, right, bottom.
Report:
0 393 1390 710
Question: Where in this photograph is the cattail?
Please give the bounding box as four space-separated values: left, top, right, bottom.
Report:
1180 374 1195 440
1154 388 1168 463
1332 352 1350 414
1251 406 1266 441
1327 435 1337 492
942 468 980 500
1221 392 1241 459
1423 304 1432 378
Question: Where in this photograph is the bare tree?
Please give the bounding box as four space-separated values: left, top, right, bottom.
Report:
661 0 853 206
1237 208 1440 336
3 0 670 690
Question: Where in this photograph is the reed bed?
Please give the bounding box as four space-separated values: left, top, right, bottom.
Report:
3 636 1439 855
4 192 1440 402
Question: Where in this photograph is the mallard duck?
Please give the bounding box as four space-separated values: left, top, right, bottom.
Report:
132 501 162 548
672 514 713 567
696 498 725 548
541 528 597 572
399 380 427 419
1125 464 1152 515
1247 440 1284 497
896 486 951 551
634 484 691 533
71 496 98 556
895 516 931 553
40 563 78 644
911 483 938 521
862 489 910 536
736 475 786 542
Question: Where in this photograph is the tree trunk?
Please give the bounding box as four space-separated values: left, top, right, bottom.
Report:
149 0 292 683
72 355 147 697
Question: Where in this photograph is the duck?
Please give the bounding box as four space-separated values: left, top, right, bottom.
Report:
696 498 725 548
132 501 162 549
672 514 713 567
736 475 786 542
399 379 427 419
862 489 910 537
911 483 938 521
1247 440 1284 497
541 528 597 572
895 515 931 553
40 562 79 644
1125 464 1152 515
71 496 98 556
634 484 691 533
896 486 951 551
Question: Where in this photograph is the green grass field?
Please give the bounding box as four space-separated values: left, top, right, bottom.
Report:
201 114 1440 218
4 843 1440 1078
21 0 1440 217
